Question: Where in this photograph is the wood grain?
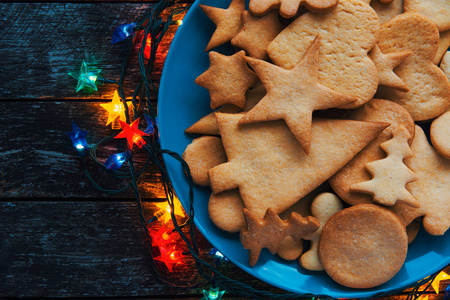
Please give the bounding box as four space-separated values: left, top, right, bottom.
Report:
0 101 169 199
0 3 187 100
0 201 284 297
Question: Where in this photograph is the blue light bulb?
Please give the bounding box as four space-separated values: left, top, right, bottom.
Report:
111 23 137 44
66 121 89 156
444 284 450 300
105 150 132 170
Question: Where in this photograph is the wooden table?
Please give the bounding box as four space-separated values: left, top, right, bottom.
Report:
0 1 449 298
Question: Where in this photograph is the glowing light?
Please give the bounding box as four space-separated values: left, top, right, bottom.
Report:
148 224 177 246
152 198 186 224
201 287 225 300
209 248 228 265
111 23 136 44
444 283 450 300
100 90 132 129
104 150 132 170
68 60 101 93
114 117 149 149
432 271 450 294
154 245 184 272
66 121 88 156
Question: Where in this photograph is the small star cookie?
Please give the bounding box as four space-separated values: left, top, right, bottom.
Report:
231 10 285 60
199 0 246 51
195 50 259 110
369 45 411 92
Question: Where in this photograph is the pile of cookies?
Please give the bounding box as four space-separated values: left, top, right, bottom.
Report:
181 0 450 289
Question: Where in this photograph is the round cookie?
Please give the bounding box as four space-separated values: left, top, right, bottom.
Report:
430 110 450 159
182 136 227 186
319 204 408 289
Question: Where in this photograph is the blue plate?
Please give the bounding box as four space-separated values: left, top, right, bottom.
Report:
158 1 450 298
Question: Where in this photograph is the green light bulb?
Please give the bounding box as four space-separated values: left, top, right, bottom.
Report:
68 60 102 93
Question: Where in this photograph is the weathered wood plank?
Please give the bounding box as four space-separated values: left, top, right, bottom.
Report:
0 201 283 297
0 101 170 198
1 201 448 298
0 3 188 100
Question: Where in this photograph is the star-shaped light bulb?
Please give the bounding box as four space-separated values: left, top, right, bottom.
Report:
104 150 132 170
209 248 228 266
201 286 225 300
66 121 88 156
432 271 450 294
100 90 132 128
111 23 136 44
444 283 450 300
148 224 177 246
114 117 149 149
154 245 184 272
68 60 102 93
151 197 186 224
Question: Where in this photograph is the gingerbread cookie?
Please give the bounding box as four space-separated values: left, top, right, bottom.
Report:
195 50 259 110
329 98 415 206
376 12 450 121
299 192 343 271
249 0 338 18
231 10 285 60
182 136 227 186
199 0 246 51
209 113 387 219
319 204 408 289
267 0 380 108
394 125 450 236
240 36 357 154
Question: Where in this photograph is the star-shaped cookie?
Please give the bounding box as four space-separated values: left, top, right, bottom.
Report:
369 45 411 92
239 36 357 154
199 0 246 51
195 50 259 110
231 10 285 60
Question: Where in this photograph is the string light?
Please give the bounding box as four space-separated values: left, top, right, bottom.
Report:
444 283 450 300
154 245 185 272
209 248 228 266
68 60 101 92
66 121 88 156
432 271 450 294
104 150 132 170
149 198 185 224
148 224 177 246
111 23 137 44
201 286 225 300
100 90 132 129
114 117 149 149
